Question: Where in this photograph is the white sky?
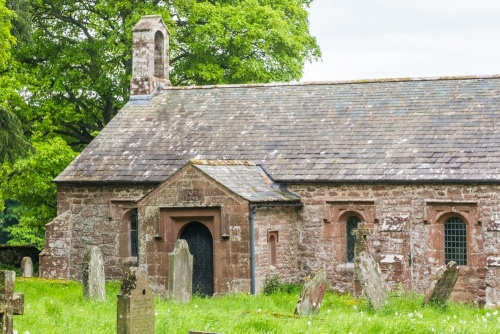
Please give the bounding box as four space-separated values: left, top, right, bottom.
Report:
301 1 500 82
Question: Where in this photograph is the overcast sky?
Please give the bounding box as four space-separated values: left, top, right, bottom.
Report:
301 1 500 82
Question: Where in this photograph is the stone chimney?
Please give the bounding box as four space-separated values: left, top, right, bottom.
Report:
130 15 170 97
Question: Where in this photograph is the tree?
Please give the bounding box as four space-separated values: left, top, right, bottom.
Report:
0 137 77 248
0 1 32 165
0 106 31 163
0 0 15 70
1 0 320 247
15 0 320 148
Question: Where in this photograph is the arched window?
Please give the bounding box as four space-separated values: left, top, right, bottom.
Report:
130 209 138 257
269 234 277 266
154 31 164 78
346 216 360 262
444 217 467 265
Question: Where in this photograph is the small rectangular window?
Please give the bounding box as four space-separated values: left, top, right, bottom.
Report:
130 209 139 257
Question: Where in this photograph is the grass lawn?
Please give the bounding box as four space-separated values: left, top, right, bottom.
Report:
13 278 500 334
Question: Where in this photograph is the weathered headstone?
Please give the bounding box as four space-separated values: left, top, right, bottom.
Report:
20 257 33 278
353 223 389 309
82 246 106 301
0 270 24 334
117 268 155 334
294 270 328 316
169 239 193 303
353 222 369 296
423 261 459 306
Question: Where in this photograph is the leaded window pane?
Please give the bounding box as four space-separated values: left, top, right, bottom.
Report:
444 217 467 265
130 209 138 257
346 216 360 263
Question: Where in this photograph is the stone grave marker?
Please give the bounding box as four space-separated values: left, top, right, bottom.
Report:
0 270 24 334
353 223 389 309
82 245 106 301
117 267 155 334
294 270 328 316
423 261 459 306
169 239 193 303
20 257 33 278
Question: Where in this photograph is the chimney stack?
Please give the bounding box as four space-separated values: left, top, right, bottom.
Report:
130 15 170 97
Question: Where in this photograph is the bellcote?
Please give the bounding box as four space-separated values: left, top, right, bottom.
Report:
130 15 170 97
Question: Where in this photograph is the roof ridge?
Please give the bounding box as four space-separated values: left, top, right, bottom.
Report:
165 74 500 91
190 159 256 166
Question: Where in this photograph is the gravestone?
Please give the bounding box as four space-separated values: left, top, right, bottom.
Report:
82 246 106 301
117 267 155 334
353 223 371 296
168 239 193 303
20 257 33 278
0 270 24 334
294 270 328 316
423 261 459 306
353 223 389 309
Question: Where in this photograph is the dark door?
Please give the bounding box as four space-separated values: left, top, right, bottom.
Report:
180 222 214 296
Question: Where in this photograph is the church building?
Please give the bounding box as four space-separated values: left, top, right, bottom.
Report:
40 16 500 306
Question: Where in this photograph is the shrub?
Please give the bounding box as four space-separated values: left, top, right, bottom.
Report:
263 274 301 295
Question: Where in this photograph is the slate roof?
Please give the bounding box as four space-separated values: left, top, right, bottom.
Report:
191 160 300 203
55 75 500 184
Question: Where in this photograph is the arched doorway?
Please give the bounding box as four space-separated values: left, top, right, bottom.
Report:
180 221 214 296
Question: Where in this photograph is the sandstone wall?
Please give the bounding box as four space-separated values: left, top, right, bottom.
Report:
138 165 251 296
253 206 300 292
288 183 500 306
40 184 155 280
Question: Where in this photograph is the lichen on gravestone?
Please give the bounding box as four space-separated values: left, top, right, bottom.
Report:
355 252 389 309
353 222 389 309
294 270 328 316
423 261 459 306
82 246 106 301
0 270 24 334
20 257 33 278
117 267 155 334
168 239 193 303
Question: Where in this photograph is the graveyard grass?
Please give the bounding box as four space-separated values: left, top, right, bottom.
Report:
14 278 500 334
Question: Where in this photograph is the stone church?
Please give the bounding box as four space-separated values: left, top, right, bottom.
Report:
40 16 500 306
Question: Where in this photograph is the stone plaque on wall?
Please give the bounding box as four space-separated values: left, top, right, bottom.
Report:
179 189 203 203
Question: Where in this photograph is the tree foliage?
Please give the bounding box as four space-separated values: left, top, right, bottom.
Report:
0 137 77 248
0 106 31 163
15 0 320 148
0 0 15 70
1 0 320 247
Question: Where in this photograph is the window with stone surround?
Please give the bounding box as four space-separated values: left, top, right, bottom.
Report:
424 200 477 266
323 199 375 265
268 231 278 266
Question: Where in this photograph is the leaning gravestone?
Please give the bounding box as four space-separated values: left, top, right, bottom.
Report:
117 267 155 334
423 261 459 306
353 223 389 309
294 270 328 316
20 257 33 278
169 239 193 303
82 246 106 301
0 270 24 334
